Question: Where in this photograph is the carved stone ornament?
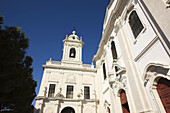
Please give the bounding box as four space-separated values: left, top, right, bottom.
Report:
77 89 83 98
144 63 170 82
112 74 127 91
55 93 64 98
66 75 76 83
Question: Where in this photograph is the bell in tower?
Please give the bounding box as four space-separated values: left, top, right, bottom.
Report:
70 48 76 58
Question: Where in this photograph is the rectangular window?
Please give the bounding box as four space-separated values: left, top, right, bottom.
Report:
84 86 90 99
48 84 56 97
66 85 74 98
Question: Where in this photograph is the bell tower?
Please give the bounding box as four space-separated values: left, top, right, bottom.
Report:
62 31 84 64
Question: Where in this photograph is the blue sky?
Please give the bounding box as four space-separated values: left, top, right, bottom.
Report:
0 0 108 105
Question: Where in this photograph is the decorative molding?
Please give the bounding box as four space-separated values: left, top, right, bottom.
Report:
143 63 170 113
111 74 127 96
65 75 76 84
134 36 159 62
43 64 96 72
109 61 126 84
93 0 131 63
103 87 109 94
143 63 170 81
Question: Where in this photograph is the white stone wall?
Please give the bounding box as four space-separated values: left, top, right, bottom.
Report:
35 61 98 113
93 0 170 113
35 0 170 113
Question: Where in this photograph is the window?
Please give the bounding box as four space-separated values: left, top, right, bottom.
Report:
129 11 144 38
103 63 107 80
48 84 56 97
111 41 117 59
66 85 74 98
84 86 90 99
69 48 76 58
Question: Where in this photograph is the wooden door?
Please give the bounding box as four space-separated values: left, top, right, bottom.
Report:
120 90 130 113
157 78 170 113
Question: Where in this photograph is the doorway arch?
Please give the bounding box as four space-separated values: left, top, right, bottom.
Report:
61 107 75 113
157 78 170 113
120 90 130 113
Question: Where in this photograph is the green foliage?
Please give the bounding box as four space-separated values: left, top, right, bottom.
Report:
0 15 4 29
0 15 37 113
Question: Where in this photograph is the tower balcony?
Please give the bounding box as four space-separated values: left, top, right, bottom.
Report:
43 58 96 72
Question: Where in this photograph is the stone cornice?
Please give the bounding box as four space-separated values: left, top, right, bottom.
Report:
108 0 115 9
63 39 84 45
35 96 99 103
43 64 96 73
93 0 131 63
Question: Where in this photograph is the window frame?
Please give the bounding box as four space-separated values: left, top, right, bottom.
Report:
128 9 146 44
48 84 56 97
66 85 74 99
84 86 90 99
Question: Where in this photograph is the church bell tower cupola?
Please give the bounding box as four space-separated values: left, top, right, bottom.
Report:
62 31 84 64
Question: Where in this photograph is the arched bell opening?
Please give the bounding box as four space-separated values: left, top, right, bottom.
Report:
69 48 76 58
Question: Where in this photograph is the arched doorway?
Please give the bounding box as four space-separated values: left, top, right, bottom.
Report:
157 78 170 113
120 90 130 113
61 107 75 113
107 107 111 113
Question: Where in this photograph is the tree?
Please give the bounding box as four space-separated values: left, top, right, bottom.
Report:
0 15 37 113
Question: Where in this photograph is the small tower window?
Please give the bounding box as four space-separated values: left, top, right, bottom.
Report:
129 11 144 38
69 48 76 58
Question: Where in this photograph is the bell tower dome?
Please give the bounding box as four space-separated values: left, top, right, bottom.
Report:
62 31 84 64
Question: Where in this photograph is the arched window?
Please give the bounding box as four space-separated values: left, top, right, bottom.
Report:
120 90 130 113
157 78 170 113
103 63 107 80
129 11 144 38
69 48 76 58
111 41 117 59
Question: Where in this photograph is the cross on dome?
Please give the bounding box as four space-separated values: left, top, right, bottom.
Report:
66 30 80 40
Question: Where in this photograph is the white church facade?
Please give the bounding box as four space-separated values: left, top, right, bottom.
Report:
35 31 98 113
35 0 170 113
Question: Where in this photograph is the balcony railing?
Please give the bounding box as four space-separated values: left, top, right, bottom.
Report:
45 59 94 69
